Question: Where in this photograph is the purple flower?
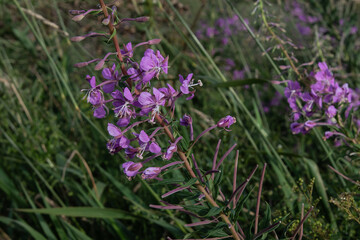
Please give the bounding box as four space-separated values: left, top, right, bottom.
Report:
106 123 130 154
324 131 335 140
122 161 142 178
296 24 312 35
85 76 103 105
311 62 335 93
141 167 161 180
112 87 136 127
121 42 133 58
217 115 236 129
350 26 358 35
284 81 301 99
326 105 337 118
206 27 217 38
163 137 182 161
138 88 165 123
180 114 192 126
93 106 107 118
290 122 305 134
159 84 179 107
140 49 168 83
179 73 202 100
233 70 245 80
304 120 317 132
101 64 121 93
135 130 161 159
82 76 108 118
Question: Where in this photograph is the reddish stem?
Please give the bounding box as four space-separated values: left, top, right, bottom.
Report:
98 0 131 87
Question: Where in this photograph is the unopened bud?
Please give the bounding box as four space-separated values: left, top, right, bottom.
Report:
70 36 86 42
69 10 85 15
148 39 162 45
74 62 88 68
72 14 85 22
94 60 105 71
135 16 150 22
102 16 110 25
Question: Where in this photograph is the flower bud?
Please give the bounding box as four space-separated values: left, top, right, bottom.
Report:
135 16 150 22
148 38 162 45
72 14 85 22
180 114 192 126
142 167 161 179
74 62 89 68
102 16 110 25
69 10 85 15
217 115 236 129
70 36 86 42
94 59 105 71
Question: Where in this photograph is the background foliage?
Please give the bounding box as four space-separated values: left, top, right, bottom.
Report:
0 0 359 239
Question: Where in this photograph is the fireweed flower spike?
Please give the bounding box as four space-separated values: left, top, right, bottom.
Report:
284 62 357 143
73 4 242 239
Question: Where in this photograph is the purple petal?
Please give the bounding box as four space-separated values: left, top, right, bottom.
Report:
142 71 156 83
144 49 154 57
93 106 106 118
138 92 154 106
318 62 328 71
153 87 165 103
149 142 161 153
107 123 121 137
139 130 150 143
117 118 130 127
102 82 116 93
119 136 130 148
89 76 96 88
140 56 155 72
123 87 134 102
102 68 112 79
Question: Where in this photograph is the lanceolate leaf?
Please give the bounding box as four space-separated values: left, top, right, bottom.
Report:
17 207 137 220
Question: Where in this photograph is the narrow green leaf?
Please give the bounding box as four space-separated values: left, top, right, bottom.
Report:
17 207 137 220
107 29 117 43
0 217 47 240
203 207 223 218
213 79 269 88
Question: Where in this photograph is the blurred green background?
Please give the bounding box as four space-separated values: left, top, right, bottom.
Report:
1 0 359 239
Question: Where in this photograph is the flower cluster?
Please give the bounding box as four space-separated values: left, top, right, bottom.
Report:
196 15 247 82
196 15 248 46
285 62 358 139
72 2 237 184
78 37 232 180
287 1 319 36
